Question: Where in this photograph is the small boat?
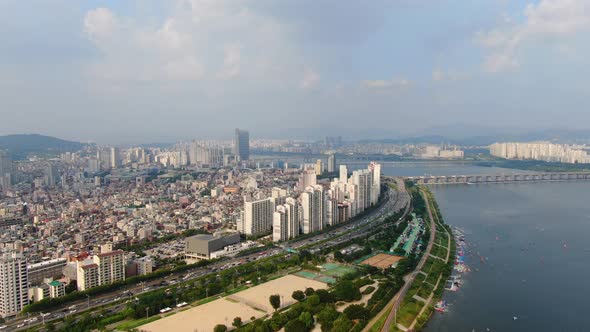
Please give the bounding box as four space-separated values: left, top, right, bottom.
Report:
435 301 447 312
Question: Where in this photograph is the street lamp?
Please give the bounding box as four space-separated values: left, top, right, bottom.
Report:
86 294 90 309
146 307 150 319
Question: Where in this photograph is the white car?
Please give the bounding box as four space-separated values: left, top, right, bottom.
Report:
17 324 25 328
0 325 7 330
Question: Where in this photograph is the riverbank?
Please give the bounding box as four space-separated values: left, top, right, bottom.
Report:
367 186 456 332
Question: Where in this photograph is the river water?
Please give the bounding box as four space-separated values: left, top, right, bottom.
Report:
354 163 590 331
376 167 590 332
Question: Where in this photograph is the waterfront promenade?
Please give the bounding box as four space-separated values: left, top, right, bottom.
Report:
380 189 436 332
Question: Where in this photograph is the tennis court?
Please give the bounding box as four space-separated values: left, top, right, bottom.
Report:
360 253 403 269
321 263 356 277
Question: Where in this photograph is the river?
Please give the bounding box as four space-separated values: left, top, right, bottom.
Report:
420 181 590 332
360 163 590 331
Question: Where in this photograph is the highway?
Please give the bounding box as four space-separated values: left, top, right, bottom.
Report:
9 178 409 331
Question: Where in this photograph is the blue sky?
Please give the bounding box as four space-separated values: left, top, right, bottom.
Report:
0 0 589 144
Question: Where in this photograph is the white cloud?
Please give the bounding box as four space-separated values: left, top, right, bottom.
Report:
218 44 242 80
300 68 320 89
84 8 118 42
362 78 409 89
476 0 590 72
83 0 311 85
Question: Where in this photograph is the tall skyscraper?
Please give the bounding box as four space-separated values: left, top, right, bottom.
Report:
352 169 372 212
110 147 120 169
0 151 12 189
45 164 59 187
301 185 325 234
0 253 28 318
327 154 336 173
234 128 250 161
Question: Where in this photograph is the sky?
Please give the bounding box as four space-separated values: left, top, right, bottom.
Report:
0 0 589 144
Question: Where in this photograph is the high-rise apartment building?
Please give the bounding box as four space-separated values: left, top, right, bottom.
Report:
272 197 301 242
298 170 317 191
339 165 348 183
301 185 325 234
242 197 274 235
0 253 28 318
315 159 323 175
234 128 250 161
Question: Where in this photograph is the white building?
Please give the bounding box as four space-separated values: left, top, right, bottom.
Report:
0 253 28 318
136 257 153 276
76 250 125 291
272 197 302 242
242 197 275 236
301 185 325 234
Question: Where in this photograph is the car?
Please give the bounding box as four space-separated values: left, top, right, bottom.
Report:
0 325 7 330
17 324 25 328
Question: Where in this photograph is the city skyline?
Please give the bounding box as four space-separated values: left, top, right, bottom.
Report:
1 1 590 143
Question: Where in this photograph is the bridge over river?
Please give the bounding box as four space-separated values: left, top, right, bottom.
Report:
405 172 590 185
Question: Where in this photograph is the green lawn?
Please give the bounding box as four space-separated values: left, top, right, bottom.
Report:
116 316 161 331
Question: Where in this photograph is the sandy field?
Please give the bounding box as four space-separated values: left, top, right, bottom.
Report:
140 275 327 332
227 274 328 313
139 297 264 332
361 253 403 269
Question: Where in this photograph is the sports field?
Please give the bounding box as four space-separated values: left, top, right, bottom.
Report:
140 275 327 332
228 274 328 313
360 253 403 269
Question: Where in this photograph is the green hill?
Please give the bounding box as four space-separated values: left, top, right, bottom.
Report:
0 134 86 159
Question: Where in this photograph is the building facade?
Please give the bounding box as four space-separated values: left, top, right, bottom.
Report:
0 253 28 318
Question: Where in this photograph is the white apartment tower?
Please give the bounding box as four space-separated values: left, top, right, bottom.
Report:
0 253 28 318
301 185 325 234
272 197 301 242
243 197 275 236
339 165 348 184
93 250 125 286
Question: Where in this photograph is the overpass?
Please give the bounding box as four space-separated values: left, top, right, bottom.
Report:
405 172 590 185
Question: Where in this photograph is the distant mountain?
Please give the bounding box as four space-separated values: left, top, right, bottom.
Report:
0 134 86 159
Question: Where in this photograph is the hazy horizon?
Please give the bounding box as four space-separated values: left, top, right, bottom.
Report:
1 0 589 144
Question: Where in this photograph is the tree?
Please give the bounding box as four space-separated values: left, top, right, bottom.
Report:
315 289 334 303
317 306 340 332
285 319 308 332
333 280 361 302
214 324 228 332
330 316 353 332
299 311 314 329
269 294 281 311
292 290 305 302
45 321 56 332
304 287 315 296
233 317 243 328
307 294 320 307
344 304 370 320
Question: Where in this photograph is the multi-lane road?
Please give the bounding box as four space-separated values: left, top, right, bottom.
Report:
9 178 410 331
